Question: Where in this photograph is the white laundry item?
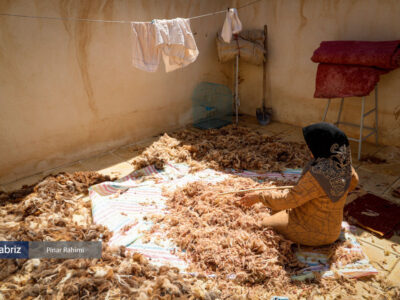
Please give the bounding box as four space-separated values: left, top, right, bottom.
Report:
131 18 199 72
131 22 159 72
221 8 242 43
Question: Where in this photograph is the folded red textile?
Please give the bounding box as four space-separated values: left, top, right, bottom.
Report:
344 193 400 238
312 40 400 98
314 64 388 98
312 40 400 69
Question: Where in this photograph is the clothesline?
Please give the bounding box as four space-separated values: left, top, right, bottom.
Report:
0 0 262 24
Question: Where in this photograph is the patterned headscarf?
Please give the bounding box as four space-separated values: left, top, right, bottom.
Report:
302 122 352 202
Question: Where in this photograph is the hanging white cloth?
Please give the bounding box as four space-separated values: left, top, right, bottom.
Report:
131 22 159 72
221 8 242 43
131 18 199 72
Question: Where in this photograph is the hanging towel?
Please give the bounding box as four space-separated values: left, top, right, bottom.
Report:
131 18 199 72
221 8 242 43
153 18 199 72
131 22 159 72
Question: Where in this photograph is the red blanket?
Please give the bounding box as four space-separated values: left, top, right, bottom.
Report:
312 41 400 98
344 193 400 238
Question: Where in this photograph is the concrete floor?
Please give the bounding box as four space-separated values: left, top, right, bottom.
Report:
1 116 399 286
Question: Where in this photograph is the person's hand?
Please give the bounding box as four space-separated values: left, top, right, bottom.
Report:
238 193 260 207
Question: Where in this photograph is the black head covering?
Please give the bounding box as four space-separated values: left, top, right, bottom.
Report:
302 122 352 202
302 122 349 159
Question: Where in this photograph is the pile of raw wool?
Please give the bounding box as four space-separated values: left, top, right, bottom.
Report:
0 247 220 299
1 173 398 299
153 178 304 296
0 171 110 207
0 172 112 241
0 172 219 299
132 125 310 172
328 240 366 268
149 177 400 299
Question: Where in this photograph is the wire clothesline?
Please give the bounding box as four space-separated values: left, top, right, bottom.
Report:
0 0 262 24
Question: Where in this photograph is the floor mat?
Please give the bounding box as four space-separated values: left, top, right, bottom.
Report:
90 163 230 269
89 163 377 279
293 222 378 281
344 193 400 237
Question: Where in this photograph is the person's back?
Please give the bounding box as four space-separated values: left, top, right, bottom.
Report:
285 167 358 246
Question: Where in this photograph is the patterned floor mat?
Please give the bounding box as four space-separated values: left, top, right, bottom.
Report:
89 163 377 279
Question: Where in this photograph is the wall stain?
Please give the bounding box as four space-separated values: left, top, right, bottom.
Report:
290 0 308 78
0 0 12 11
0 0 19 80
74 1 98 116
220 68 230 81
0 0 11 63
298 0 308 31
100 0 114 22
59 0 99 116
59 0 73 37
271 0 277 23
394 105 400 121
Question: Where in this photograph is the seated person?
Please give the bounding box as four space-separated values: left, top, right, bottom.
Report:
239 122 359 246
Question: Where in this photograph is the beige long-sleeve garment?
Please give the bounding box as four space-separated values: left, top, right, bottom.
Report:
260 167 359 246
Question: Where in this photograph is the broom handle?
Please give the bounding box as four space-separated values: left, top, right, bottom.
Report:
262 24 267 108
219 185 294 196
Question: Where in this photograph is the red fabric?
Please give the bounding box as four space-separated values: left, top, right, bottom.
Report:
314 64 388 98
311 40 400 98
344 193 400 238
312 41 400 69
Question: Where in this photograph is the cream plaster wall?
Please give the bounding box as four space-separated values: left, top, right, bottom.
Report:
0 0 232 183
235 0 400 147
